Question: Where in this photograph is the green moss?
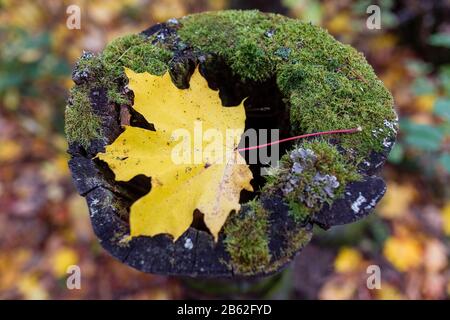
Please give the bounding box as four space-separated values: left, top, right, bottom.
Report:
179 10 281 82
287 228 312 253
287 200 310 223
224 199 271 275
107 88 129 105
65 86 101 148
75 53 103 78
231 42 274 82
266 227 312 273
285 62 395 154
102 34 172 79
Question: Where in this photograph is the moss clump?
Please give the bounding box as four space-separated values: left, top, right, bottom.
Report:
284 62 395 155
286 201 310 223
231 42 274 82
106 89 130 105
66 34 172 148
264 140 361 222
266 227 312 273
223 200 271 275
102 34 173 79
285 228 312 256
65 86 102 147
179 10 281 82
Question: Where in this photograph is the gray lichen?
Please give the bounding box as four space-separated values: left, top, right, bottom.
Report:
264 140 361 222
282 147 340 208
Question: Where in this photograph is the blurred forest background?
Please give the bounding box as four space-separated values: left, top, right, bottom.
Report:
0 0 449 300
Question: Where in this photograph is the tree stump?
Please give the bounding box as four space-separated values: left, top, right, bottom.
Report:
66 10 397 277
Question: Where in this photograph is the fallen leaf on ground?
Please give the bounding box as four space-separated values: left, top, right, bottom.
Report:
334 247 364 273
375 283 404 300
414 94 436 112
51 247 78 277
318 275 358 300
383 235 423 272
378 182 416 219
17 274 48 300
423 239 447 273
442 202 450 236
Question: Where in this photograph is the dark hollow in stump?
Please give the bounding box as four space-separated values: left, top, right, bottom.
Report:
66 11 397 277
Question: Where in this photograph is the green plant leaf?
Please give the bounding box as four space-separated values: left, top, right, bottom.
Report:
429 33 450 48
402 122 443 152
439 153 450 173
388 143 404 164
412 77 435 95
434 98 450 121
438 65 450 95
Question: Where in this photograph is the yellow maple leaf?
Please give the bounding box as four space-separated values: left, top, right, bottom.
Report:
442 202 450 236
383 235 423 272
414 94 436 112
375 283 404 300
0 139 22 163
377 182 416 219
334 247 364 273
17 274 48 300
368 34 397 52
51 247 79 277
97 68 253 241
327 12 352 35
318 275 358 300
